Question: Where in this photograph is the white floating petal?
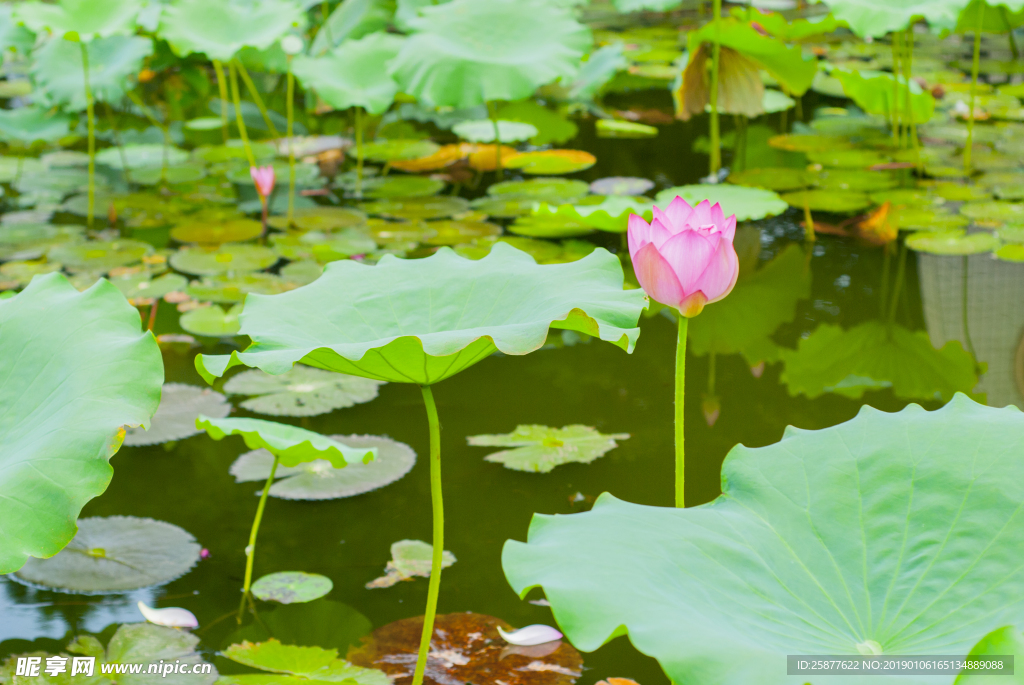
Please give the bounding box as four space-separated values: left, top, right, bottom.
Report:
497 624 563 646
137 601 199 628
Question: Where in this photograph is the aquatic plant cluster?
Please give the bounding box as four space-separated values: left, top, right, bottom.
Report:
2 0 1024 684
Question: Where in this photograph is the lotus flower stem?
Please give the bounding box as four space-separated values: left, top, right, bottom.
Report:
487 101 504 181
237 453 280 624
228 61 257 169
966 3 985 173
905 29 921 170
235 59 281 139
708 0 722 176
286 63 296 226
213 60 230 143
675 315 688 507
79 42 95 228
412 384 444 685
355 107 365 198
886 240 907 324
891 32 901 145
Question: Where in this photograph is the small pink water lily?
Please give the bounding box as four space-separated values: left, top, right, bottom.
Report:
250 165 275 198
137 601 198 629
627 196 739 318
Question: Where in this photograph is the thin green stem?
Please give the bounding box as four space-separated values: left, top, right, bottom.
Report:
887 240 907 324
487 101 503 181
891 32 901 145
228 61 256 168
79 42 95 228
213 60 230 143
237 454 280 624
355 106 364 198
125 89 171 184
906 28 921 171
803 195 815 242
235 59 281 139
709 0 722 176
966 4 985 173
675 315 688 508
411 385 444 685
286 63 296 225
962 255 978 363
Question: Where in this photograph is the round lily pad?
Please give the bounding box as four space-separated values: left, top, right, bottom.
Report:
509 213 595 238
780 189 872 213
993 184 1024 201
361 196 470 220
470 196 541 219
806 149 890 168
456 236 567 263
230 434 415 500
978 171 1024 188
362 175 445 199
194 141 276 164
960 201 1024 224
96 144 189 170
362 139 440 162
124 383 231 446
813 169 898 192
184 116 223 131
424 220 503 246
271 229 378 262
14 516 201 593
170 243 278 276
595 119 658 138
868 189 938 206
111 271 189 301
252 571 333 604
452 119 538 143
535 195 655 233
267 207 368 232
226 163 320 188
906 230 1001 255
49 239 153 272
995 243 1024 262
589 177 654 196
171 219 263 245
280 259 324 286
0 260 62 287
131 163 208 186
892 207 969 231
488 177 589 201
179 303 243 337
186 273 293 303
728 167 811 191
504 150 596 175
931 183 991 202
656 185 788 221
390 144 466 173
768 133 853 152
223 365 384 417
366 219 438 245
999 225 1024 243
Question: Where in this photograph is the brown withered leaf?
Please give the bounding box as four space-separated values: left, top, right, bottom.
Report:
347 612 583 685
674 44 764 121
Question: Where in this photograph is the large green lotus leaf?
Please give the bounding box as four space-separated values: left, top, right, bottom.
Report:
14 0 141 40
31 34 153 110
732 8 843 41
196 415 376 468
223 365 384 417
503 395 1024 685
220 639 389 685
157 0 306 62
955 0 1024 33
310 0 393 55
0 107 71 144
388 0 592 109
831 68 935 124
196 243 646 385
819 0 966 37
0 273 162 574
779 321 978 401
687 18 818 96
468 424 630 473
292 32 404 115
656 184 788 221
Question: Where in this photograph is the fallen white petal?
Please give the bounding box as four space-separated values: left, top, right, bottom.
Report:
497 624 563 646
137 601 198 628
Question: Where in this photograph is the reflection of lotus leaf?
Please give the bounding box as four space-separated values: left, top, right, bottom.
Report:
906 230 1001 255
31 35 153 110
468 424 629 473
362 196 469 220
780 189 872 213
220 639 387 685
362 175 445 199
292 32 404 115
503 395 1024 685
157 0 307 62
196 243 646 385
252 571 333 604
361 139 440 162
170 243 278 276
179 303 243 337
657 184 789 221
15 516 200 593
171 219 262 244
504 149 597 175
49 239 153 272
452 119 539 144
124 383 230 446
589 176 654 196
224 365 384 417
186 273 293 303
267 207 368 232
423 220 502 246
728 167 811 191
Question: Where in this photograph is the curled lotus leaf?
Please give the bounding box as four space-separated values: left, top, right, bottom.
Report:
292 32 404 115
468 425 630 473
252 571 333 604
124 383 231 447
366 539 456 589
195 243 646 385
170 243 278 276
31 35 153 110
223 365 384 417
197 415 377 468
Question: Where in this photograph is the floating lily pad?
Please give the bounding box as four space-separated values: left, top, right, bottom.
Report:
504 150 596 175
366 219 438 245
452 119 539 143
230 435 415 500
868 188 938 205
362 139 440 163
361 196 470 220
224 365 384 417
768 133 852 152
906 230 1001 255
171 219 263 245
656 185 788 221
132 163 208 186
960 201 1024 224
179 303 244 337
42 151 90 168
780 189 872 213
509 213 596 238
595 119 658 138
49 239 153 273
390 144 467 173
813 168 898 192
535 196 655 233
362 176 445 199
727 167 811 191
366 540 456 589
267 207 368 232
468 425 629 473
14 516 201 593
995 243 1024 262
170 243 278 276
978 171 1024 189
193 141 276 164
124 383 231 447
456 236 567 263
271 229 378 262
423 219 502 246
930 183 990 202
111 271 189 301
226 163 320 189
470 196 541 219
993 184 1024 201
96 144 189 170
892 207 968 231
999 225 1024 243
589 177 654 196
488 178 590 201
280 260 324 286
805 149 890 168
186 273 293 303
252 572 333 604
219 639 388 685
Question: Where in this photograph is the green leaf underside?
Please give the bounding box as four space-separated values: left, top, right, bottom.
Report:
252 571 333 604
223 365 385 417
196 243 646 385
468 425 629 473
0 273 162 573
196 416 376 468
124 383 230 446
503 395 1024 685
220 639 389 685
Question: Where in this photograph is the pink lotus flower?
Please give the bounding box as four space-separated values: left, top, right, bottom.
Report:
628 196 739 317
250 165 275 198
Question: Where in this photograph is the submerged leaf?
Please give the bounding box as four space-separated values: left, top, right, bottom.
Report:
124 383 231 446
220 639 388 685
223 365 384 417
468 425 629 473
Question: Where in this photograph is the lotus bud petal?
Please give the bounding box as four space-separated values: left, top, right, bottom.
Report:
250 165 276 198
137 601 199 629
497 624 563 646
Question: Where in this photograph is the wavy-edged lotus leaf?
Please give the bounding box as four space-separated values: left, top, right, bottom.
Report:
186 273 293 304
779 321 978 400
362 139 440 163
230 434 414 500
906 230 1001 255
31 35 153 110
171 219 263 245
292 32 404 115
271 229 378 262
892 207 969 232
362 175 445 199
452 119 539 144
813 168 898 192
960 201 1024 224
820 0 968 37
157 0 306 62
489 177 590 201
105 623 217 685
268 207 368 233
727 167 812 191
196 244 645 385
768 132 853 153
470 196 541 219
224 365 384 417
220 639 388 685
179 303 243 337
362 196 469 220
366 540 456 589
468 425 629 473
388 0 590 109
170 243 278 276
365 219 437 245
781 189 872 213
197 416 376 468
124 383 230 447
806 149 890 168
348 612 581 685
423 219 502 246
535 195 655 233
595 119 658 138
589 176 654 196
656 184 788 221
0 106 71 144
504 149 597 175
14 516 200 593
111 272 188 301
508 213 596 239
252 572 333 604
47 239 152 273
0 275 162 573
96 144 189 170
503 395 1024 685
14 0 141 40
